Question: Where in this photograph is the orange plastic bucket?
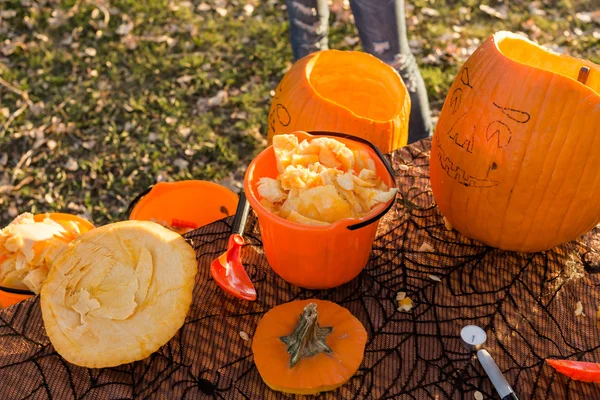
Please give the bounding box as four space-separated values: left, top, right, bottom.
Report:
244 131 397 289
0 287 33 308
0 212 95 308
128 180 239 232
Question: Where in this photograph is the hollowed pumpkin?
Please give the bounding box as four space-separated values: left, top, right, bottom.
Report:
267 50 411 153
252 299 367 395
430 31 600 252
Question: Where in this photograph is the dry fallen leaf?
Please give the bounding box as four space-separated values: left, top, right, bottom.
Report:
178 126 192 138
116 21 134 36
575 12 592 24
421 7 440 17
197 2 211 11
156 171 168 182
0 10 17 19
8 203 18 218
344 36 360 46
67 202 80 211
174 158 189 170
528 1 546 17
121 35 138 50
82 140 96 150
176 75 193 84
230 110 247 120
480 4 508 20
208 90 228 107
65 158 79 171
84 47 97 57
243 4 254 16
46 140 57 151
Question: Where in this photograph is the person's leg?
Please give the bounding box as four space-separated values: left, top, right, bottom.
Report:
349 0 433 143
285 0 330 61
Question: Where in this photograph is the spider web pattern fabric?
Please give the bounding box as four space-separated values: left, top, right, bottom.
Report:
1 139 600 399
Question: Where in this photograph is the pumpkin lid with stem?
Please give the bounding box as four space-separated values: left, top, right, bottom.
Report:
252 299 367 395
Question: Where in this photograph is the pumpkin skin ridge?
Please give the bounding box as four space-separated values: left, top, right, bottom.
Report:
512 76 573 250
430 31 600 252
517 81 588 250
443 53 503 242
491 69 541 249
552 108 600 240
441 47 507 241
458 54 507 243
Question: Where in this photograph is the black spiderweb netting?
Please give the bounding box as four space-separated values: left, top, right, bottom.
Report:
1 139 600 399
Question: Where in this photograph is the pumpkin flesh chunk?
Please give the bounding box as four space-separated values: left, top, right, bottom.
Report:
0 213 85 293
257 134 397 226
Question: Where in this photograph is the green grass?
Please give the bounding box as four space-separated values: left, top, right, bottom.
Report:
0 0 598 226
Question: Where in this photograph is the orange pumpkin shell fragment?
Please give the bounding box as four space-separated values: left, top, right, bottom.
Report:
252 299 367 395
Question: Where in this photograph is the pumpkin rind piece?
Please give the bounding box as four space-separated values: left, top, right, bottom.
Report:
252 299 367 395
430 31 600 252
267 50 411 153
40 220 197 368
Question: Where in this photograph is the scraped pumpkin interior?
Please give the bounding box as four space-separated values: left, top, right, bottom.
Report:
496 35 600 93
306 51 405 121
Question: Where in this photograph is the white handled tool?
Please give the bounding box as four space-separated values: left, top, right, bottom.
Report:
460 325 519 400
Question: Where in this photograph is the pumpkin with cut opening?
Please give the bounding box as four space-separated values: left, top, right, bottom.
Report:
267 50 411 153
430 31 600 252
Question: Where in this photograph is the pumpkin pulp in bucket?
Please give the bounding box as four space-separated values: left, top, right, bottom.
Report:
244 131 396 289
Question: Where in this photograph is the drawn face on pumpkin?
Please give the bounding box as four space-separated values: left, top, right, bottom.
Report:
435 67 531 188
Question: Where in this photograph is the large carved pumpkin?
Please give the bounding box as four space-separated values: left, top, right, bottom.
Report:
430 31 600 252
267 50 411 153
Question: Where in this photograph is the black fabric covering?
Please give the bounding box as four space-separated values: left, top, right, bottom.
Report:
1 139 599 399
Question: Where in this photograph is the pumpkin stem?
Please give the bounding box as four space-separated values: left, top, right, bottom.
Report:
280 302 333 368
578 66 590 85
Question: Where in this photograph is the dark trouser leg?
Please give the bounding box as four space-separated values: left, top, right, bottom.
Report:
349 0 433 143
285 0 330 60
